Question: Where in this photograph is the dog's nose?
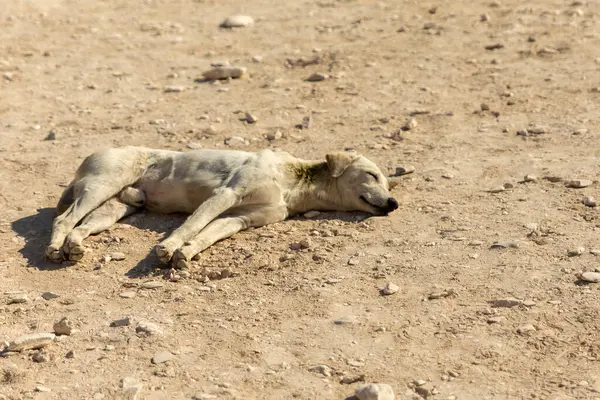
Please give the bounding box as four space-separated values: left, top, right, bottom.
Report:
387 197 399 211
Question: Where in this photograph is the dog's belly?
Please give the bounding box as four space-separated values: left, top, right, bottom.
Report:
140 180 216 214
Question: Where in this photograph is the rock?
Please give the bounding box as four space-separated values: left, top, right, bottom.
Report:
140 281 164 289
224 136 249 146
110 252 126 261
53 317 73 336
266 130 282 141
151 350 174 364
490 240 519 249
566 179 593 188
7 333 55 352
121 377 142 399
309 365 332 377
413 379 427 386
487 316 505 324
481 13 491 22
136 321 163 336
307 72 328 82
220 15 254 28
491 298 522 308
485 43 504 50
304 210 320 218
568 247 585 257
523 174 538 182
119 291 136 299
7 293 28 304
340 374 365 384
488 186 505 193
503 182 514 189
192 394 217 400
202 66 247 80
301 115 312 129
402 117 418 131
390 166 415 176
163 85 184 93
41 292 59 300
355 383 395 400
334 316 357 325
590 249 600 256
110 317 131 327
251 55 263 63
32 349 50 363
517 324 536 334
35 386 51 393
65 350 75 358
243 112 257 124
583 196 597 207
579 272 600 283
381 282 399 296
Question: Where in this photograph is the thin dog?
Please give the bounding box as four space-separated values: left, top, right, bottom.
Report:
47 147 399 268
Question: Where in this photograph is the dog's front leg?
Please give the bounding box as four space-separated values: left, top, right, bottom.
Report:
171 205 288 269
155 187 240 263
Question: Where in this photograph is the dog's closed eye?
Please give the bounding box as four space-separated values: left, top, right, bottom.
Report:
367 172 379 181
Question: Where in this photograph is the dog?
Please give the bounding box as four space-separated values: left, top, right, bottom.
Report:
46 146 399 269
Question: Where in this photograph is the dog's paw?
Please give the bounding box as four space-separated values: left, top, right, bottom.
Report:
46 245 64 263
172 249 191 270
67 244 86 262
155 244 174 264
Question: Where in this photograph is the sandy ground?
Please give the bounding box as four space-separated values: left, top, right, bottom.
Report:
2 0 600 399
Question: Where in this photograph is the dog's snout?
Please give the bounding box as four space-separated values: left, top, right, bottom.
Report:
387 197 399 211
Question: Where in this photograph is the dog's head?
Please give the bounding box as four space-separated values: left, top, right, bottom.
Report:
326 152 399 215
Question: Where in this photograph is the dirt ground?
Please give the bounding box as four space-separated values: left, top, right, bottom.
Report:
2 0 600 399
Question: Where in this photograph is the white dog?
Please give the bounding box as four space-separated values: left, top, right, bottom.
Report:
47 147 398 268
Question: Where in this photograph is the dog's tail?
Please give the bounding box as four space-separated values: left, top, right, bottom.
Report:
56 181 76 216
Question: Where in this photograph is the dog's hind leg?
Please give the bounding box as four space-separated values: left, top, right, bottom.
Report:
171 205 287 269
63 197 139 262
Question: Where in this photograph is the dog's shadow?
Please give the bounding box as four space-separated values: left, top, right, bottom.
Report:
11 208 374 276
11 208 184 276
11 208 64 270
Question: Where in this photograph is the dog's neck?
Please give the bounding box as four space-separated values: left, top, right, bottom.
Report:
284 160 344 214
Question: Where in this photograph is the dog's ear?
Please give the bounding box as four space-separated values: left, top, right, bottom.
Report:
326 152 359 178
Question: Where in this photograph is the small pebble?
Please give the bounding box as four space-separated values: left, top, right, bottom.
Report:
391 166 415 176
583 196 597 207
402 117 418 131
53 317 73 336
7 293 28 304
304 210 320 218
220 15 254 28
490 240 519 249
517 324 536 334
32 349 50 363
41 292 59 300
136 321 164 336
243 112 257 124
163 85 184 93
590 249 600 256
579 272 600 283
488 186 505 193
568 247 585 257
487 316 505 324
309 365 332 377
202 66 247 80
523 174 538 182
110 317 131 327
480 13 491 22
7 333 55 352
110 252 126 261
491 298 522 308
266 130 282 141
355 383 395 400
307 72 328 82
119 291 136 299
140 281 164 289
152 350 174 364
340 374 365 384
566 179 593 188
35 386 51 393
381 282 399 296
